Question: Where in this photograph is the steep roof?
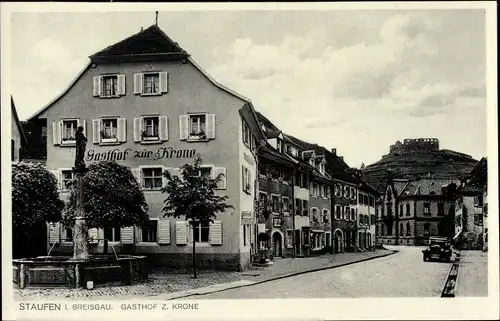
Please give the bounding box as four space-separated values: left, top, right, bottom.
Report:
89 24 189 63
400 178 458 196
255 112 280 132
11 97 27 144
460 157 487 194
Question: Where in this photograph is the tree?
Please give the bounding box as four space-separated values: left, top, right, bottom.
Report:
12 162 64 258
162 156 233 279
62 161 149 254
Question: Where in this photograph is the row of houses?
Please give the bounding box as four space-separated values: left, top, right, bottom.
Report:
374 157 488 250
11 23 380 271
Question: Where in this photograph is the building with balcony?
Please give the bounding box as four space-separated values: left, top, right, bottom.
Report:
27 24 265 271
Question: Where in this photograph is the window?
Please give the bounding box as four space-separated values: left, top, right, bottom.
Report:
101 118 118 141
295 198 302 215
141 220 158 243
302 200 309 216
61 170 75 191
11 139 15 161
335 205 341 219
200 166 212 178
345 207 350 220
102 75 118 97
242 121 250 146
286 230 293 248
323 209 329 223
345 186 350 198
423 223 430 236
243 224 247 246
192 221 209 243
406 222 411 236
62 120 78 142
351 187 356 200
272 195 280 213
406 203 411 216
335 184 341 197
437 202 445 216
399 204 403 217
474 195 483 207
189 114 206 137
142 167 163 189
282 197 290 213
104 227 121 242
351 208 355 221
143 73 160 94
423 202 431 215
242 166 251 194
311 208 318 222
400 223 404 236
143 117 159 140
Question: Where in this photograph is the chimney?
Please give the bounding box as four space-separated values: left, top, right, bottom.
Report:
331 148 336 155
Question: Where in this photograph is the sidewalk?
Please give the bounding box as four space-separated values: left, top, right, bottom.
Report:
14 249 395 300
455 250 488 297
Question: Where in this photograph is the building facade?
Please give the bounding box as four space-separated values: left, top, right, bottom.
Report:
377 178 457 246
356 182 377 250
29 24 265 271
454 158 487 250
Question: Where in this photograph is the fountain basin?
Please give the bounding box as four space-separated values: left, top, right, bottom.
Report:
13 255 148 289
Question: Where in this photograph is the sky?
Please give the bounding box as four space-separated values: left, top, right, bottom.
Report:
7 8 488 167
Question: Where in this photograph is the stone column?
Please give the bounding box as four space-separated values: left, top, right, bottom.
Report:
73 167 89 260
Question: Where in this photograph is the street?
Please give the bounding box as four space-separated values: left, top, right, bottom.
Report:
186 246 451 299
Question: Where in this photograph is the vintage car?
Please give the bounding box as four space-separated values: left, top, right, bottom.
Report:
422 237 452 262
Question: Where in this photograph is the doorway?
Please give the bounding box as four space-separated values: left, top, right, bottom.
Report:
272 232 282 257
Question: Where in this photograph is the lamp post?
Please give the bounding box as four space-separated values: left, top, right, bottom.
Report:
72 126 89 260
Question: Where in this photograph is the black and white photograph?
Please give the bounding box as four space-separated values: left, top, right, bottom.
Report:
2 2 498 321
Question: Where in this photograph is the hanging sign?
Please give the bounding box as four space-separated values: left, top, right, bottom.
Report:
85 147 197 162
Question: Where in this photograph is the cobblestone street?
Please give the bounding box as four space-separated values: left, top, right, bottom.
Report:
185 246 451 299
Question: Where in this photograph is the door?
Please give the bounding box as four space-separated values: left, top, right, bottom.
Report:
273 232 282 257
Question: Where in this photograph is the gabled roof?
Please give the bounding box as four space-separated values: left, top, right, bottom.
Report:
460 157 487 194
400 178 458 196
89 24 189 63
11 96 27 144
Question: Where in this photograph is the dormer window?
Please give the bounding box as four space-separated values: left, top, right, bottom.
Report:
319 163 325 175
309 158 315 166
277 139 283 153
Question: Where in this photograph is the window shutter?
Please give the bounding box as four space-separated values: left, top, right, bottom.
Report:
117 118 127 142
50 170 61 190
133 117 143 142
88 228 98 243
175 221 188 245
159 72 168 93
121 227 134 244
118 74 126 96
179 115 189 140
92 119 101 144
48 223 61 244
158 219 171 244
159 116 169 141
206 114 216 139
209 221 222 245
213 167 227 190
93 76 102 97
131 168 141 185
133 73 143 94
52 121 61 145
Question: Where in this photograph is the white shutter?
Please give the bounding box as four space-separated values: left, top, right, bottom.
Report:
133 73 143 94
88 228 98 244
213 167 227 190
131 168 141 186
93 76 102 97
50 170 61 190
118 118 127 142
179 115 189 140
158 219 171 244
121 227 134 244
175 221 188 245
206 114 216 139
48 223 60 244
92 119 101 144
159 116 169 141
118 74 126 96
209 221 222 245
133 117 143 142
52 121 61 145
159 72 168 93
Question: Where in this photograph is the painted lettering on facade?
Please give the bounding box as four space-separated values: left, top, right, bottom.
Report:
86 147 196 162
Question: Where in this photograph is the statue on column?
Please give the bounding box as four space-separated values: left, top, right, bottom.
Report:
75 126 87 169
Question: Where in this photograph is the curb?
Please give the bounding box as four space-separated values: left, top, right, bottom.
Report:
441 251 461 298
165 250 399 300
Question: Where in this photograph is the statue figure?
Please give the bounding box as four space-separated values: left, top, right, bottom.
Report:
74 126 87 169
